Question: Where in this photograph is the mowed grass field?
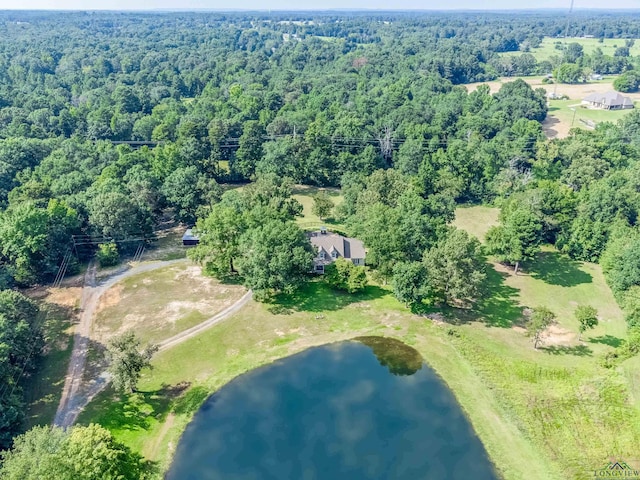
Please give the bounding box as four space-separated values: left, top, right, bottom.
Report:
78 206 640 480
92 263 245 345
465 74 640 138
503 36 640 62
292 185 345 232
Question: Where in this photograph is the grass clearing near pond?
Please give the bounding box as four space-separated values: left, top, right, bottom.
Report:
79 244 640 480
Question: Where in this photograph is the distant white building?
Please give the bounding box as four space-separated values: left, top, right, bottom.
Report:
582 91 634 110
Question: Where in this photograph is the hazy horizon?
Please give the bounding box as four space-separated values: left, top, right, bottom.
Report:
2 0 640 13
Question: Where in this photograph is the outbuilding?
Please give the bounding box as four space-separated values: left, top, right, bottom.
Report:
182 228 200 246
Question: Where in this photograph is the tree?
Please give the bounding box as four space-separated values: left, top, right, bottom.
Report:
324 257 367 293
0 424 144 480
392 261 429 307
236 219 314 300
575 305 598 340
0 291 42 449
486 205 543 274
106 331 157 393
564 43 584 63
554 63 584 84
88 190 153 239
613 71 640 93
527 306 556 349
97 242 119 267
161 166 221 224
190 202 245 277
422 229 486 307
311 191 334 220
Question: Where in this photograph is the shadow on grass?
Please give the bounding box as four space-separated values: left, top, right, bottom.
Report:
269 281 388 314
588 335 624 348
84 382 191 432
541 345 593 356
24 302 77 427
410 266 523 328
474 266 524 328
527 251 592 287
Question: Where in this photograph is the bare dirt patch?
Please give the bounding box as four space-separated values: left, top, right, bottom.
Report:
544 325 576 346
96 284 124 313
92 263 246 345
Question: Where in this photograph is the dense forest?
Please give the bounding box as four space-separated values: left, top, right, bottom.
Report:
2 9 640 475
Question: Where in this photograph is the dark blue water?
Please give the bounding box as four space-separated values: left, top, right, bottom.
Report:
166 340 498 480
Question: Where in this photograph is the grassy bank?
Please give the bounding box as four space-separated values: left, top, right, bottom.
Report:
23 287 81 427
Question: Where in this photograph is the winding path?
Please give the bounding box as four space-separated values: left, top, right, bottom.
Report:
53 259 251 428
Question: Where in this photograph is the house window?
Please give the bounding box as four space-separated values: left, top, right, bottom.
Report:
319 251 325 259
315 265 324 273
331 250 337 259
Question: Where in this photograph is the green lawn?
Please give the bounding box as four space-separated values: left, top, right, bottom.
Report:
292 185 345 232
78 228 640 480
503 36 640 62
23 297 77 427
452 205 500 242
547 98 636 129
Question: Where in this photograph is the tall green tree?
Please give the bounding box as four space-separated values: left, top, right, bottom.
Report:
0 424 144 480
486 205 543 274
423 229 486 307
392 261 429 307
324 257 367 294
527 306 556 349
237 219 314 300
106 331 157 394
0 291 42 448
575 305 598 341
311 191 334 220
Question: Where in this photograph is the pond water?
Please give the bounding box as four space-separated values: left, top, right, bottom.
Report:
166 338 498 480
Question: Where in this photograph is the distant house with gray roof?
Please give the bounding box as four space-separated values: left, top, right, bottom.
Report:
582 91 634 110
307 227 365 274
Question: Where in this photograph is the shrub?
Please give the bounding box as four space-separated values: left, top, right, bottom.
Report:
324 258 367 293
97 241 119 267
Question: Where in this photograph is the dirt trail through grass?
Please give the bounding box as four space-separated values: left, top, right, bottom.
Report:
54 257 251 428
54 259 187 428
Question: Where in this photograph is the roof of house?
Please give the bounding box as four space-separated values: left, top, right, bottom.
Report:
182 228 199 241
583 91 634 107
307 231 365 262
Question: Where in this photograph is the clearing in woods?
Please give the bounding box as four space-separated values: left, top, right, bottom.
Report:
465 76 640 138
292 185 345 232
78 207 639 480
92 263 246 345
502 36 640 62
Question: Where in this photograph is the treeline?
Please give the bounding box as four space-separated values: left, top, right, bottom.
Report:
0 291 42 450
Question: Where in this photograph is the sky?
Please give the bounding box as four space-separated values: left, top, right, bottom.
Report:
2 0 640 11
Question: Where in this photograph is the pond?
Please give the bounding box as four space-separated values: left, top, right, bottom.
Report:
166 338 499 480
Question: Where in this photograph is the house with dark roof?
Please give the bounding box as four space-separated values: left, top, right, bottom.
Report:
307 227 365 274
582 91 634 110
